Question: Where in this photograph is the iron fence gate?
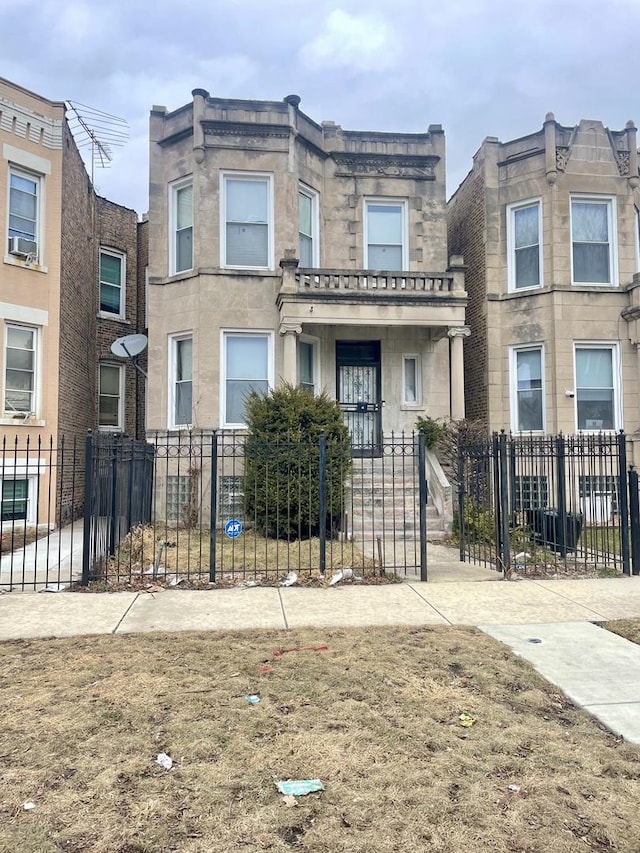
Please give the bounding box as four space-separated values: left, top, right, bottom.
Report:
457 431 636 576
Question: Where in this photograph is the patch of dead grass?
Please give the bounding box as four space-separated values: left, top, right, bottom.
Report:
1 627 640 852
601 619 640 645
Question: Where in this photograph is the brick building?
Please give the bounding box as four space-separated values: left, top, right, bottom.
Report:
448 115 640 436
147 91 467 450
0 77 146 525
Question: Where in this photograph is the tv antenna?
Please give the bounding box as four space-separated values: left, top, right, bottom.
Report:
110 333 148 379
66 100 129 185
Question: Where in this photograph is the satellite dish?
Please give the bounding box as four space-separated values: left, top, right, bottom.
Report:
110 333 148 359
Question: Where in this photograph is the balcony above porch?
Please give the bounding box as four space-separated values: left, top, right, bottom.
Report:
277 256 467 328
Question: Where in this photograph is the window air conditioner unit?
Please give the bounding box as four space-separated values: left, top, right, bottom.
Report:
8 236 38 258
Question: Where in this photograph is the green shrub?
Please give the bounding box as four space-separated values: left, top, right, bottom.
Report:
415 416 449 450
243 384 351 539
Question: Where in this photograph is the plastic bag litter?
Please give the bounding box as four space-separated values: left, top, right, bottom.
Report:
245 694 261 704
508 784 521 793
39 584 66 593
169 576 184 586
22 801 35 811
156 752 173 770
458 711 476 728
280 571 298 587
276 779 324 797
328 568 353 586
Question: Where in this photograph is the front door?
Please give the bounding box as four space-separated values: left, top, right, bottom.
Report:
336 341 382 456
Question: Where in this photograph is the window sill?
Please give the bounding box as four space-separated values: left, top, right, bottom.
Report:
97 312 129 323
0 417 45 427
400 404 424 411
98 426 124 433
3 256 48 274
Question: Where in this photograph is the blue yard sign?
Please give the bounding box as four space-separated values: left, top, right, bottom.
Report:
224 519 243 539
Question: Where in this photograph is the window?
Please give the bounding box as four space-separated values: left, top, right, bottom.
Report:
169 335 192 428
571 196 617 285
222 173 272 269
402 355 421 405
166 475 190 523
8 168 40 255
579 475 620 522
299 186 318 267
4 325 36 414
170 179 193 274
99 249 125 317
365 200 406 270
508 200 542 290
514 475 548 511
1 478 30 522
98 363 123 430
511 346 544 432
222 332 272 426
298 338 317 394
574 345 620 431
219 475 244 520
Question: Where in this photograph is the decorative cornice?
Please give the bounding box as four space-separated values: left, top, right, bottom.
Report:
447 326 471 339
616 150 630 176
203 120 291 141
331 151 438 179
555 145 570 171
0 97 62 150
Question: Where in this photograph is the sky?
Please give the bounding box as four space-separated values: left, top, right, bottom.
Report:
2 0 639 216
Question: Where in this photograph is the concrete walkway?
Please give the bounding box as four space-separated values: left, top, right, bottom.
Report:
3 576 640 744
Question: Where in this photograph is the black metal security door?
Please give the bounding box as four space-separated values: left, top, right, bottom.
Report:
336 341 382 456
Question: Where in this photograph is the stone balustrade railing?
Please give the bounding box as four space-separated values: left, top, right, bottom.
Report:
293 269 458 293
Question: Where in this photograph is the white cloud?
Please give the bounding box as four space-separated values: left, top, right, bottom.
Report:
300 9 396 73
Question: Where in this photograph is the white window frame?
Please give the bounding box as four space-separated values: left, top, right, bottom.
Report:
98 362 124 432
221 171 274 271
6 166 42 263
573 342 622 432
3 323 38 418
402 354 422 407
221 330 274 428
98 247 126 318
506 198 543 292
168 176 193 276
298 184 320 267
168 333 193 430
297 335 320 395
509 345 546 434
0 475 37 525
570 194 618 286
364 198 408 271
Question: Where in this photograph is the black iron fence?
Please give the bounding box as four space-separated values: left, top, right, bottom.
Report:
457 431 638 576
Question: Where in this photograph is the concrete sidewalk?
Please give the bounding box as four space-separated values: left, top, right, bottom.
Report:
3 577 640 745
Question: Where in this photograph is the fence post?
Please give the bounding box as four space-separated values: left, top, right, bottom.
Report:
618 431 631 576
81 431 93 586
209 431 218 583
629 467 640 576
555 434 567 557
497 431 511 574
108 440 118 556
418 430 428 581
318 432 327 575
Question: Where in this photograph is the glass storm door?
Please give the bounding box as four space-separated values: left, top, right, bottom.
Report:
336 341 382 456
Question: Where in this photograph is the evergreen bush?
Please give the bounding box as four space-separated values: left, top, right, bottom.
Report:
243 384 351 539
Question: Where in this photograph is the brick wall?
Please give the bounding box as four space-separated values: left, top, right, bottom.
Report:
448 165 488 424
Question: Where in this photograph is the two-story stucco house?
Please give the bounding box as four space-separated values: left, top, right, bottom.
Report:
147 91 468 456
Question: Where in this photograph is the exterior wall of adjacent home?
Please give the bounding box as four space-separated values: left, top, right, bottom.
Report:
147 92 464 435
448 116 640 451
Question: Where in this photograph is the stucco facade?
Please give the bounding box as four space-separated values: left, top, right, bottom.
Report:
148 91 467 451
448 115 640 454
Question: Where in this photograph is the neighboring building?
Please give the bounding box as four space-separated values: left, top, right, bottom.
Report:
147 90 468 454
448 114 640 453
0 77 145 526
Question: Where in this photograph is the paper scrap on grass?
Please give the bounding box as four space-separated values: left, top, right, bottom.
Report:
458 712 476 728
276 779 324 797
156 752 173 770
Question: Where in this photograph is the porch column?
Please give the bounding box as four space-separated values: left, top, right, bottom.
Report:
279 322 302 385
448 326 470 420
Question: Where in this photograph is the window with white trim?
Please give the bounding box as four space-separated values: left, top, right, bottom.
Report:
402 354 421 405
99 249 125 317
169 178 193 274
169 335 193 429
365 199 407 271
574 344 620 431
7 167 40 258
511 346 544 432
507 199 542 290
98 363 123 431
571 196 617 285
222 173 272 269
222 332 272 427
4 325 36 415
1 478 33 523
298 338 317 394
299 185 319 267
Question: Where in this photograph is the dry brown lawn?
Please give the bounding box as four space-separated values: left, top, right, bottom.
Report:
1 626 640 852
601 619 640 645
